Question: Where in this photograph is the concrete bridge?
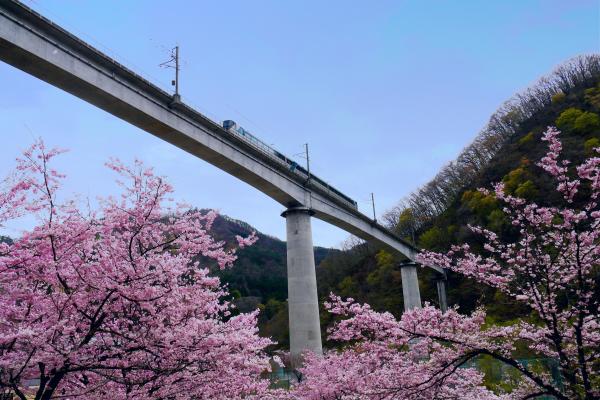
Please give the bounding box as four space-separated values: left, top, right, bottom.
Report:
0 0 446 367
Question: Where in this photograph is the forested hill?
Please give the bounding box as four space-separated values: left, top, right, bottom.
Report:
315 54 600 330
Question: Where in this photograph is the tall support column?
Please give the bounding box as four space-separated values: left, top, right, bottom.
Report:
282 207 322 368
434 270 449 313
400 262 422 311
435 277 448 313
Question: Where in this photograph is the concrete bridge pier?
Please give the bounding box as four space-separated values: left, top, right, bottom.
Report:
434 273 448 313
400 262 422 311
282 207 323 368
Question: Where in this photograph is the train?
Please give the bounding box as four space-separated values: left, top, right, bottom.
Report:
222 120 358 210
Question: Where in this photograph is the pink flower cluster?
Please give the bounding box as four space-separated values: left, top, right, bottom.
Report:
290 297 504 400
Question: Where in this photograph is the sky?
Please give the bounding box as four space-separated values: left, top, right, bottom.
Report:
1 0 599 247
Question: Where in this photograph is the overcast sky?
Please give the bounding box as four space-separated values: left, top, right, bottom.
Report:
1 0 598 247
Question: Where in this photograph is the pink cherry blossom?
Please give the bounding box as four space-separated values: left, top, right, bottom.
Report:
0 140 273 399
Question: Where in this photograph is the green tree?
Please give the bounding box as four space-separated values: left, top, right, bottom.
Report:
487 209 507 232
264 298 284 320
375 250 394 268
503 167 527 193
501 160 537 200
584 84 600 108
419 226 448 251
584 137 600 156
555 108 583 133
397 208 416 243
514 180 538 199
551 92 566 104
338 276 360 298
462 190 498 218
518 131 535 147
574 111 600 134
368 251 398 288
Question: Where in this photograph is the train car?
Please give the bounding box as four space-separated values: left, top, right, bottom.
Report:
222 120 358 210
222 120 277 157
222 119 237 131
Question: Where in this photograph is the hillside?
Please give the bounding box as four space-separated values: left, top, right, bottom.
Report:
314 55 600 331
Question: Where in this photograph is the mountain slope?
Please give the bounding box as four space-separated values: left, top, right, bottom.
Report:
315 55 600 328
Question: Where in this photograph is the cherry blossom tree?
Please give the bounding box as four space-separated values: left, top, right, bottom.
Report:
418 127 599 399
292 127 599 400
289 298 504 400
0 140 273 399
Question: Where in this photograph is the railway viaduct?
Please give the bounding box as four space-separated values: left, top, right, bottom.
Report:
0 0 447 367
